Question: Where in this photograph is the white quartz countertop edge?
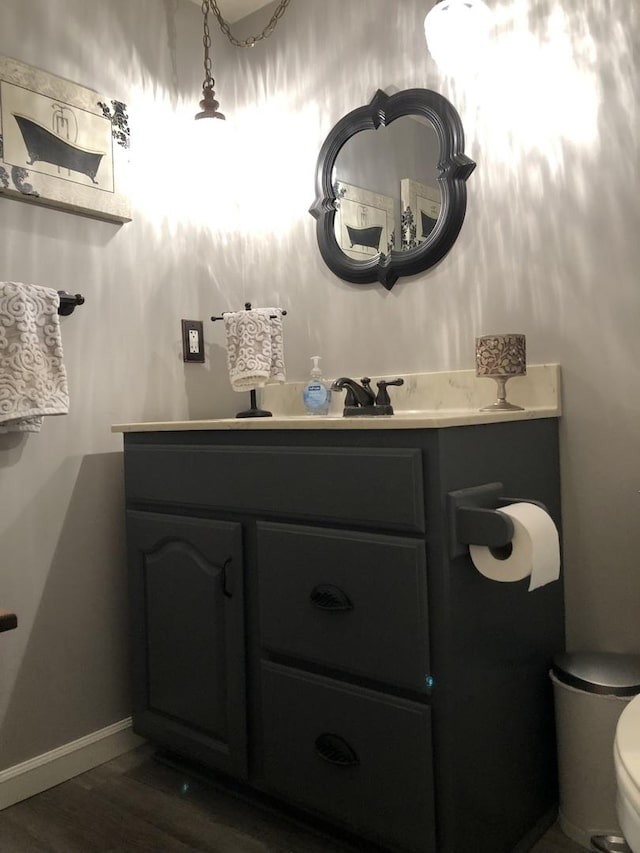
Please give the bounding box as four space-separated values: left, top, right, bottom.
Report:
112 406 560 433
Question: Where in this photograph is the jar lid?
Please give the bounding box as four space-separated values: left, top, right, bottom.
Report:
552 652 640 696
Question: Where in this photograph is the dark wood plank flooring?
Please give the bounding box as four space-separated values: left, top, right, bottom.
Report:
0 745 585 853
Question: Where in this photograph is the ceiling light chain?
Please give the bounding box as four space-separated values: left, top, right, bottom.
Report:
196 0 225 120
195 0 291 121
201 0 213 90
208 0 291 48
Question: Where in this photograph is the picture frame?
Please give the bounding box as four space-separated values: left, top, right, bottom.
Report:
0 55 131 223
334 181 395 260
400 178 441 250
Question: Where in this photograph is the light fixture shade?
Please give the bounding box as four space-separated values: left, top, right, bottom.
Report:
424 0 492 73
195 84 225 121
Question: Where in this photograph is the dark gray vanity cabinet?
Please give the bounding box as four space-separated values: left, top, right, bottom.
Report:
122 420 564 853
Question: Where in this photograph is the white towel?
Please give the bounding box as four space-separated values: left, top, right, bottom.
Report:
265 307 286 385
0 282 69 433
223 307 286 392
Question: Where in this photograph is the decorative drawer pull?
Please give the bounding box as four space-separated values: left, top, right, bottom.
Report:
309 584 353 611
314 732 359 767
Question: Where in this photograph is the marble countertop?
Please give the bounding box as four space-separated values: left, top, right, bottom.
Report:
112 364 560 434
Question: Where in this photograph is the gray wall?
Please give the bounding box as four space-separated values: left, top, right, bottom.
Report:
0 0 638 772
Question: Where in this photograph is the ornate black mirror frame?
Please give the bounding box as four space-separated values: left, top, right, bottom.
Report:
309 88 476 291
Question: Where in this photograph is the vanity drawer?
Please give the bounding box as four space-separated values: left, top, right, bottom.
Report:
124 444 425 532
260 662 436 853
257 522 429 691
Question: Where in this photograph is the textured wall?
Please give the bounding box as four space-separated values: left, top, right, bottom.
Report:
0 0 240 770
0 0 638 772
216 0 640 653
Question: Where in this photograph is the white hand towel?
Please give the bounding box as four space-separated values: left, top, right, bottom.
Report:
265 307 286 385
223 307 286 392
0 282 69 433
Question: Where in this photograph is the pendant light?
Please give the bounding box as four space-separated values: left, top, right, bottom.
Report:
424 0 492 73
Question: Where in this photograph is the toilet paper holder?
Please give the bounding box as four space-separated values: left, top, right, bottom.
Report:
448 482 548 559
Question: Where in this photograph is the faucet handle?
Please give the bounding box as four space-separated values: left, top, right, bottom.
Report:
375 378 404 407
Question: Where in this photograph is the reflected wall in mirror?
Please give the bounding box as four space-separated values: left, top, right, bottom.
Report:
309 89 476 290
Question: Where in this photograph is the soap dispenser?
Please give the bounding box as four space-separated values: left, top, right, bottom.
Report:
302 356 331 416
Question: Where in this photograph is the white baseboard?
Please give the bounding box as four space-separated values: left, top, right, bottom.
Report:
0 718 145 811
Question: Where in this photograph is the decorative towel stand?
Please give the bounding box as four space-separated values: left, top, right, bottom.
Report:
211 302 287 419
57 292 84 316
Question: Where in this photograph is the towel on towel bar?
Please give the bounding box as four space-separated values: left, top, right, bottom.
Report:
0 282 69 433
223 307 286 392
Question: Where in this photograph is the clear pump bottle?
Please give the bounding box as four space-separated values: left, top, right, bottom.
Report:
302 356 331 416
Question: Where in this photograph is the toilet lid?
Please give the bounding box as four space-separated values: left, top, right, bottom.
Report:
616 694 640 803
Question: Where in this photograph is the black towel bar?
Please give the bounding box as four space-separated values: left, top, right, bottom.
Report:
210 301 287 322
57 292 84 316
0 609 18 633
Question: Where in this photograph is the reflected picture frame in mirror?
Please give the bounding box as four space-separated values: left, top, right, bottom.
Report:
309 89 476 291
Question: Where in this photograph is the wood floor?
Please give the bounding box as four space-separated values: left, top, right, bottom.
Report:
0 745 586 853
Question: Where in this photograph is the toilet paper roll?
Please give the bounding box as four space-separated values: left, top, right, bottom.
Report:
469 502 560 591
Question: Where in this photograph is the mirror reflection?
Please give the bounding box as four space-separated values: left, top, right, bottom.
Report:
332 116 441 260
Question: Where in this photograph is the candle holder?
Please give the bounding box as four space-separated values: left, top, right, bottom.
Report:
475 334 526 411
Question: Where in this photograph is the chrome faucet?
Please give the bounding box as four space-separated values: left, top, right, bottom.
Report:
331 376 404 416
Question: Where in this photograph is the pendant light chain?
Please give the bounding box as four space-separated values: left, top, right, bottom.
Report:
196 0 291 121
201 0 214 92
197 0 224 119
207 0 291 48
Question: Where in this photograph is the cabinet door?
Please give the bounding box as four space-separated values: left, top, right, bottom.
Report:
127 510 247 779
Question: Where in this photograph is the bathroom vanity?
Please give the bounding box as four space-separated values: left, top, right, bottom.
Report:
114 367 564 853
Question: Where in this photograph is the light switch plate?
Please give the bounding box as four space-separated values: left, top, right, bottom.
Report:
181 319 205 363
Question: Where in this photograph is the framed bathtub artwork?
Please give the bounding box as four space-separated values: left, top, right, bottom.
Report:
400 178 441 250
0 55 131 223
334 181 395 260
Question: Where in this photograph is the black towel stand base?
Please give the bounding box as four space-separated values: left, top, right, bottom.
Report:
236 389 271 418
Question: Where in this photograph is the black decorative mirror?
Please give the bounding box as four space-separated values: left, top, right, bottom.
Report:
309 89 476 291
